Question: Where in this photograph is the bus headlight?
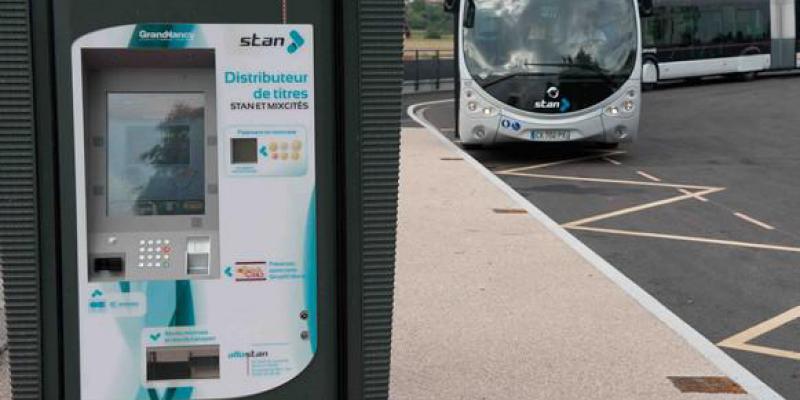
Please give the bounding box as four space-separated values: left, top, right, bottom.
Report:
482 107 495 116
465 90 474 99
622 99 635 112
467 101 478 112
604 105 620 116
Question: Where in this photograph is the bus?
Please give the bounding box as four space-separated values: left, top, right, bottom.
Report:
445 0 644 148
641 0 797 85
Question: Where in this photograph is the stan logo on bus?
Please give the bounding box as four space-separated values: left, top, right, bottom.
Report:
534 100 560 109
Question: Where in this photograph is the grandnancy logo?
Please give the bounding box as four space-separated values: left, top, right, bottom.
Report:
240 30 305 54
138 29 195 41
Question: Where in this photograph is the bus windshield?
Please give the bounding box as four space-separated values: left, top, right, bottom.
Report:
463 0 638 113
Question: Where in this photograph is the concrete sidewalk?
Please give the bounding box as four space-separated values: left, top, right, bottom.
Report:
389 128 758 400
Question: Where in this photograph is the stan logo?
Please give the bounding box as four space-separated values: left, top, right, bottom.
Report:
287 30 305 54
535 87 571 113
240 33 286 47
240 30 305 54
228 350 269 359
534 100 560 109
559 98 572 113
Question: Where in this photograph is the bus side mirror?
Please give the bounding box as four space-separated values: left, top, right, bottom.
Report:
638 0 653 17
443 0 458 13
464 0 475 28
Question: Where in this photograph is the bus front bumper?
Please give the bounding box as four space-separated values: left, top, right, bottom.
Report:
495 111 638 144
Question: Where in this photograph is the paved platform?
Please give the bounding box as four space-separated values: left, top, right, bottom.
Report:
389 128 761 399
0 127 773 400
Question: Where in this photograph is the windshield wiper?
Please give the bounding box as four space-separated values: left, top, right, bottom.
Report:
523 62 619 88
479 72 549 88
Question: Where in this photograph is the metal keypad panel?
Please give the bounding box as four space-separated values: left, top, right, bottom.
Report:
88 232 219 282
137 239 172 268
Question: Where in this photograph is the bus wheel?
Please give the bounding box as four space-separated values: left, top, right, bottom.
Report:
737 71 757 81
461 143 483 150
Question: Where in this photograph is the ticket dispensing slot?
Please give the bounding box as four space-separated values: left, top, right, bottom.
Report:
146 345 221 381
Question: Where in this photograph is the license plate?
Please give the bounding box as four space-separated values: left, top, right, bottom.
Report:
530 130 571 141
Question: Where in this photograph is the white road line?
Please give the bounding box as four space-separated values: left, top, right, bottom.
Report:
501 171 721 191
637 170 662 182
567 226 800 253
407 98 783 400
603 157 622 166
679 188 709 202
496 151 626 174
562 188 724 228
719 306 800 361
734 212 776 231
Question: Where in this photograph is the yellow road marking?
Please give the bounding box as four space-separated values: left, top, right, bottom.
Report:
495 150 625 174
602 157 622 166
562 188 724 228
733 212 775 231
500 171 722 191
495 152 798 254
565 226 800 253
679 188 709 202
718 306 800 361
637 170 662 182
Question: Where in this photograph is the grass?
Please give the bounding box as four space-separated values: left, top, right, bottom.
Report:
404 30 454 53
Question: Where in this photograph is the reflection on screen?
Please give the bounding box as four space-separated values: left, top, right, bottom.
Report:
107 93 206 216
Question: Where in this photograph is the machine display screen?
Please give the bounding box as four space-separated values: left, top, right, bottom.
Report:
107 92 206 216
231 137 258 164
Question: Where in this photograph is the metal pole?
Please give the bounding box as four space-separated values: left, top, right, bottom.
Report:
435 50 440 90
415 49 420 91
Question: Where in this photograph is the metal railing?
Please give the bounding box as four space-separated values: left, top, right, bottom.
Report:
403 49 455 91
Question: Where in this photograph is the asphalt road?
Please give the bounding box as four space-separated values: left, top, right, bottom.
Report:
406 74 800 399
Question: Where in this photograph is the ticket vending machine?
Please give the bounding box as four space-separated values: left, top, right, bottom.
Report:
0 1 403 400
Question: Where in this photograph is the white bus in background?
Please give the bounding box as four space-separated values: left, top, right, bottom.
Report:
640 0 799 86
446 0 644 148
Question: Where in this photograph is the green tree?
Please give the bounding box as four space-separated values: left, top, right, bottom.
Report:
406 0 453 36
